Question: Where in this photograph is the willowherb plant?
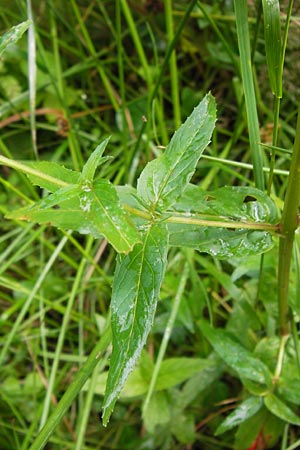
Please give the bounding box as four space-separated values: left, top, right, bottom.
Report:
1 93 279 426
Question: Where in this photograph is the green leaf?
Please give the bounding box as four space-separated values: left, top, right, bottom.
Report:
171 412 196 444
0 21 31 56
215 396 263 435
23 138 110 193
24 161 80 192
264 392 300 425
137 93 216 210
199 320 272 386
169 226 273 259
90 357 214 399
7 179 140 254
143 391 170 433
173 185 278 223
278 378 300 405
262 0 282 97
81 137 111 182
102 223 169 425
168 184 277 258
155 357 214 391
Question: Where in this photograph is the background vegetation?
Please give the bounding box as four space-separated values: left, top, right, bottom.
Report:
1 1 300 449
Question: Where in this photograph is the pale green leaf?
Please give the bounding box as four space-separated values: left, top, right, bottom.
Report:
102 223 169 425
215 396 263 435
137 93 216 210
199 320 272 386
6 179 140 254
264 392 300 425
0 21 31 56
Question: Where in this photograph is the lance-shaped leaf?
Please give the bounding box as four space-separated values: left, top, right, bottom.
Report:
264 392 300 426
137 93 216 210
81 137 112 182
102 223 169 425
199 320 272 387
6 179 140 254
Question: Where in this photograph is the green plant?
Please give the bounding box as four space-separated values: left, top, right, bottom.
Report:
1 1 300 449
1 91 282 445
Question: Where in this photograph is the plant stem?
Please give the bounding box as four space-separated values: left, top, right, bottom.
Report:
278 103 300 336
123 203 278 232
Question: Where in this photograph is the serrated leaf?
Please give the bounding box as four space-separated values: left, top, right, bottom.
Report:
23 138 110 192
215 396 263 435
7 179 140 253
102 223 169 425
0 21 31 56
24 161 80 192
264 392 300 425
199 320 272 386
262 0 282 97
137 93 216 210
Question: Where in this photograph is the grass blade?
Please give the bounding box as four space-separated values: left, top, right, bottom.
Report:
234 0 265 190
